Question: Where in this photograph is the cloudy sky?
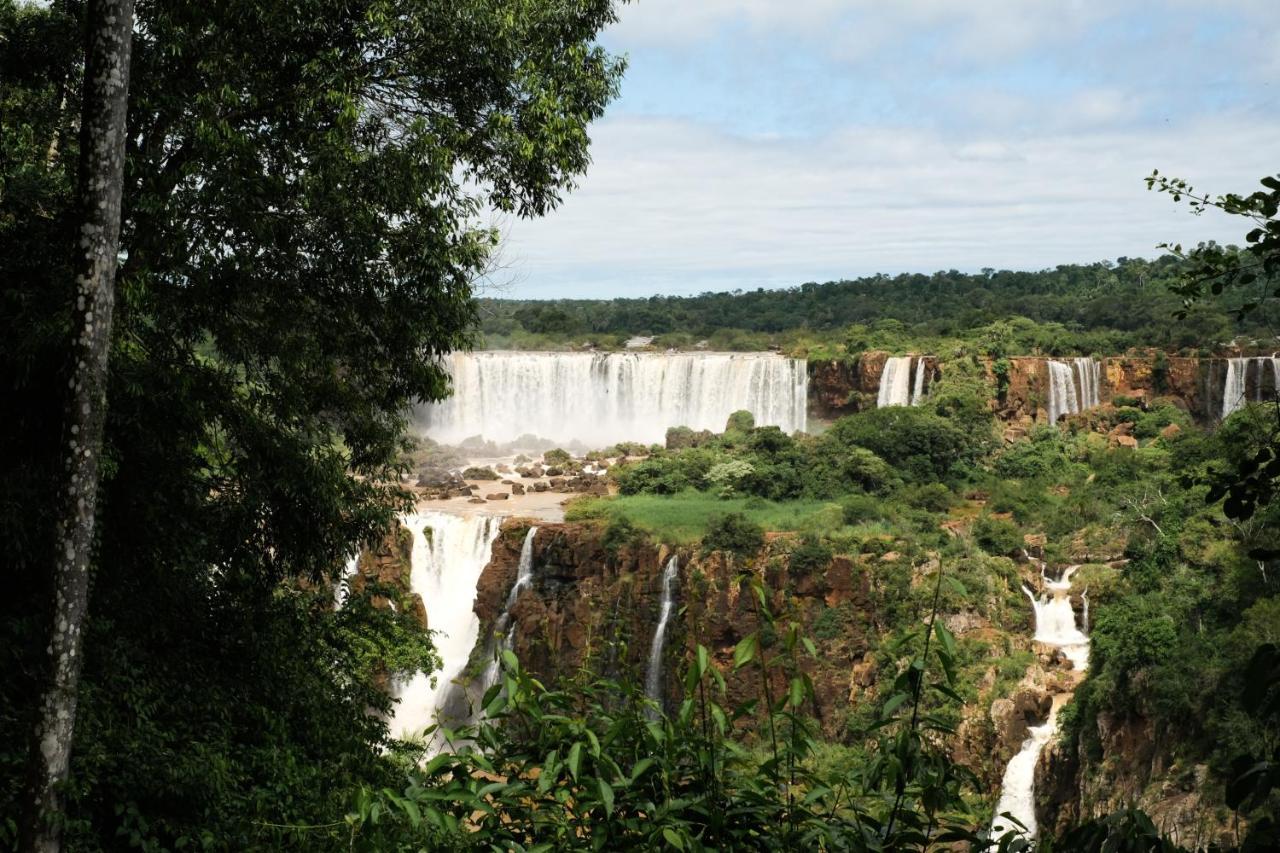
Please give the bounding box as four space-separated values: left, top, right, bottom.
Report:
493 0 1279 299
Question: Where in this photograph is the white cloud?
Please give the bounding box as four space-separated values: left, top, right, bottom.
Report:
495 113 1280 298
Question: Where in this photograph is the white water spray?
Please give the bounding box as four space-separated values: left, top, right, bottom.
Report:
1046 358 1102 424
644 555 680 711
1221 356 1280 419
473 526 540 699
992 565 1090 841
877 357 913 407
417 351 808 446
389 512 502 740
910 358 928 406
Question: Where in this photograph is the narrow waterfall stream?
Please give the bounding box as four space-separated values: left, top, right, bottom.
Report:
389 512 503 740
1221 356 1280 419
909 358 927 406
991 564 1090 840
471 526 540 702
644 555 680 711
1046 359 1103 424
877 357 913 407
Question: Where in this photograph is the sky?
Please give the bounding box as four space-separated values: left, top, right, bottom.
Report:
491 0 1280 300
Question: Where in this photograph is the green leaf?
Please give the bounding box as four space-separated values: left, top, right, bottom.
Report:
733 633 758 669
568 741 582 782
662 828 685 850
598 779 615 816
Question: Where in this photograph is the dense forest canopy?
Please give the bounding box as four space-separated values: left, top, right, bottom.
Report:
479 253 1270 355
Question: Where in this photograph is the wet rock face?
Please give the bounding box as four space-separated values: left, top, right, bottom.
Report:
352 519 427 629
471 528 880 739
1034 709 1238 847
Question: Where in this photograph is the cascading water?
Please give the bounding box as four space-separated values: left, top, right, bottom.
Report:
1046 361 1079 424
992 565 1090 841
877 356 913 407
417 351 808 446
334 552 359 609
909 358 928 406
470 526 540 703
644 555 680 712
389 512 503 741
1221 356 1280 419
1074 357 1101 409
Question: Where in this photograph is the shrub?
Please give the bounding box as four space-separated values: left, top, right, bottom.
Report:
462 466 499 480
725 410 756 433
702 512 765 558
543 448 572 465
707 459 755 497
789 534 833 577
972 515 1022 556
822 407 975 483
840 494 881 525
602 515 644 556
900 482 956 513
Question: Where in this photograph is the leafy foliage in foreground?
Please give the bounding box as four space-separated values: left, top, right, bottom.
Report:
332 570 995 852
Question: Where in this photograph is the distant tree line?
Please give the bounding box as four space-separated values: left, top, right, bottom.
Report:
479 254 1271 355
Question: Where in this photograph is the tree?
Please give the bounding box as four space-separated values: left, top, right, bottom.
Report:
1149 172 1280 524
1 1 624 845
25 1 134 848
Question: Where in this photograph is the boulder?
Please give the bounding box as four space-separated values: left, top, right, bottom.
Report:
485 492 509 501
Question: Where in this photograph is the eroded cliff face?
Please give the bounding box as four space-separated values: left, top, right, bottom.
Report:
806 352 1228 425
807 352 939 420
463 520 1048 764
351 519 427 629
1034 712 1236 848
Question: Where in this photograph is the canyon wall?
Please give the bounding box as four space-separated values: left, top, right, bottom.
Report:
463 520 1043 768
808 352 1230 424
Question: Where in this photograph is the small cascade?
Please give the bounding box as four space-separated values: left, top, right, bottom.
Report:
877 356 913 407
1047 358 1102 424
333 552 359 609
644 555 680 712
1074 357 1101 409
1046 361 1079 424
1221 356 1280 419
992 564 1091 841
909 358 928 406
389 512 503 741
473 526 540 700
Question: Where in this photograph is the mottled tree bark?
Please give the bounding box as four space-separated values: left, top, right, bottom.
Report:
24 1 134 850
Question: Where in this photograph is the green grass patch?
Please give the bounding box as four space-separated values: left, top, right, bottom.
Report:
565 490 844 544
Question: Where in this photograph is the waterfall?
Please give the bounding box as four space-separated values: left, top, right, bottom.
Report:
992 565 1091 841
333 552 359 609
909 358 928 406
644 555 680 712
877 356 913 407
472 526 540 700
1074 357 1101 409
1222 356 1280 419
1046 359 1102 424
389 512 503 741
417 351 808 446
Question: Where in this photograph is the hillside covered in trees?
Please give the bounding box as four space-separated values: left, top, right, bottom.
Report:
480 254 1271 355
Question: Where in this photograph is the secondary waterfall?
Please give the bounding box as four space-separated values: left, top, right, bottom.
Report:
1221 356 1280 419
878 356 931 407
471 526 540 702
1047 359 1101 424
644 555 680 712
992 565 1090 841
1074 357 1101 409
417 351 808 446
389 512 503 741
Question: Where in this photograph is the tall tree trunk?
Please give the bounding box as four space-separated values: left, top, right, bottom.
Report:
24 1 134 850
